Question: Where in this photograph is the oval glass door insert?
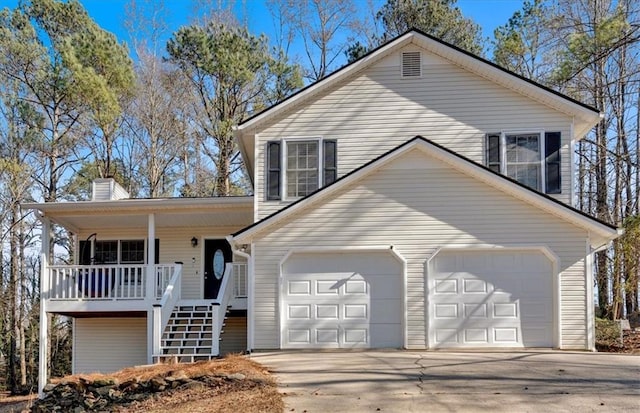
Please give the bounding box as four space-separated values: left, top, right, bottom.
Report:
213 249 225 279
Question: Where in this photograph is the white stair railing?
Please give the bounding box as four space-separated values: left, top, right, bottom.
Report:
211 263 235 355
152 264 182 356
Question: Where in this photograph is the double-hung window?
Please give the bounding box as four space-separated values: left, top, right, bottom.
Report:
266 138 337 200
286 140 319 198
486 131 561 194
79 239 159 265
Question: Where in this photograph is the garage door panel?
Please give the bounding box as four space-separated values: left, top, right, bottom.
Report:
316 304 339 319
434 303 458 318
288 280 311 295
464 328 488 343
434 279 458 293
429 250 553 348
494 328 518 343
344 304 367 319
288 304 311 319
463 278 487 293
464 303 488 318
282 252 402 349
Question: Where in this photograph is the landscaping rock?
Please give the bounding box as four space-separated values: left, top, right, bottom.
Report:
30 366 249 412
226 373 246 380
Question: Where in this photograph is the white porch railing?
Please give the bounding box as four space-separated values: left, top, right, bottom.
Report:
47 264 181 301
232 263 248 298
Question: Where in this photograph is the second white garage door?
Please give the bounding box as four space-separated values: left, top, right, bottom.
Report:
428 250 554 348
281 251 403 349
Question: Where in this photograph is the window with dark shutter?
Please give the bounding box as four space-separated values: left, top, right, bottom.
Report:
486 133 501 173
545 132 561 194
266 141 281 200
323 139 337 185
78 240 91 265
155 239 160 264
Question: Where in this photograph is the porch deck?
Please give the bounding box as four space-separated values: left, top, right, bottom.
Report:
44 262 248 313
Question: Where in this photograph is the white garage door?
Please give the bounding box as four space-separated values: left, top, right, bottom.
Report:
282 251 402 349
428 250 553 348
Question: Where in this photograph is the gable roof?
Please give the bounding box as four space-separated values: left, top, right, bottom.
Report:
231 136 619 249
234 29 602 178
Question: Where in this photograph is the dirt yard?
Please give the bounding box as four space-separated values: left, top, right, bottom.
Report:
0 355 282 413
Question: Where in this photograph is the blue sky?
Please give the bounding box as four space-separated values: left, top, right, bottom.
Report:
0 0 525 63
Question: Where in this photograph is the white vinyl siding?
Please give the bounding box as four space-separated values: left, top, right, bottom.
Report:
251 148 589 350
255 45 573 219
74 317 147 374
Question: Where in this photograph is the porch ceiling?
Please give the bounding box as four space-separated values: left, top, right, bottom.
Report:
23 197 254 232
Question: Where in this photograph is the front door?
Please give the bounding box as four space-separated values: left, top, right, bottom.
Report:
204 239 233 299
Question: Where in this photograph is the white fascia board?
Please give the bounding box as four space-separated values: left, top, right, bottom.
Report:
22 196 253 215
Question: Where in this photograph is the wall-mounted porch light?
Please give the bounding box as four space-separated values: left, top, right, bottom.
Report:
191 237 198 248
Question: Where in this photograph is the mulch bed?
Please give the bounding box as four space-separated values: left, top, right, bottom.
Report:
597 330 640 354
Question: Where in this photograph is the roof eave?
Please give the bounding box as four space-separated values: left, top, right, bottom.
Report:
22 196 254 215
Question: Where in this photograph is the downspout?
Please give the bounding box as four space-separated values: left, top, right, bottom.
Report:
226 235 253 353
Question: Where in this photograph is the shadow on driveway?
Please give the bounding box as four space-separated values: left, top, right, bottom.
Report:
253 350 640 412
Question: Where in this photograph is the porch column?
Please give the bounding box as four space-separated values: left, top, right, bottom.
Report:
147 213 156 300
147 213 156 364
38 216 50 395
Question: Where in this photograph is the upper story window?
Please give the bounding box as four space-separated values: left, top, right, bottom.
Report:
266 138 337 200
485 131 561 194
286 140 319 198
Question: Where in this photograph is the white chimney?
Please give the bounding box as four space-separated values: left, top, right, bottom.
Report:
91 178 130 201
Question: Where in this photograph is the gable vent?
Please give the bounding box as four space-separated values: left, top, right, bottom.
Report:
401 51 421 77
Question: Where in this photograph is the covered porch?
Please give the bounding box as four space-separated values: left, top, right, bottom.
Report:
23 184 254 393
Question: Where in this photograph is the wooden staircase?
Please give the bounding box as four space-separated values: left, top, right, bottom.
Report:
154 304 218 363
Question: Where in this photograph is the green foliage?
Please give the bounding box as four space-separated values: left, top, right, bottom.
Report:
493 0 550 80
344 0 485 62
377 0 484 55
25 0 135 126
63 160 130 201
595 317 622 348
167 22 301 195
551 3 630 85
168 23 271 95
345 41 369 64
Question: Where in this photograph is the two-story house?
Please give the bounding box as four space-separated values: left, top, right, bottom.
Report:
25 29 621 393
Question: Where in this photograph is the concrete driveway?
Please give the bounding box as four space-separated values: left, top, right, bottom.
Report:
252 350 640 412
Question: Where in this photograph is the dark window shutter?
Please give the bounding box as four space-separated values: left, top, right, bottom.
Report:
266 141 281 200
78 240 91 265
146 238 160 264
323 139 337 186
545 132 561 194
486 133 501 173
